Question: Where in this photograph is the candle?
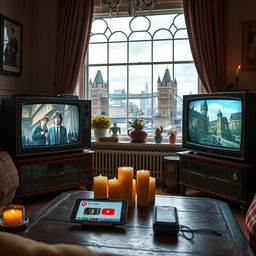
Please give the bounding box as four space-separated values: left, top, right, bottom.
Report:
136 170 150 206
118 166 133 206
149 177 156 201
235 65 241 81
93 174 108 198
108 177 122 199
3 209 22 226
132 179 136 203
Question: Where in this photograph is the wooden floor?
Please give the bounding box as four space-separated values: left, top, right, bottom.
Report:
20 186 246 235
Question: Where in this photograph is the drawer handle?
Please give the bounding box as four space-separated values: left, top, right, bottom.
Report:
232 173 239 181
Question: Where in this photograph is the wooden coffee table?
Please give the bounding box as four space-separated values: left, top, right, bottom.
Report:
17 191 253 255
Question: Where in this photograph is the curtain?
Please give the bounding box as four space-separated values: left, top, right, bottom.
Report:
183 0 226 92
54 0 94 94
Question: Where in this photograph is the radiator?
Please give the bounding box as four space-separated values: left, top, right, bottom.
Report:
93 149 176 181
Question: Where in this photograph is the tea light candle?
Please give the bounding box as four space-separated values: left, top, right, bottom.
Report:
3 209 22 226
132 179 136 202
149 177 156 201
118 166 133 206
136 170 150 206
108 177 122 199
93 174 108 198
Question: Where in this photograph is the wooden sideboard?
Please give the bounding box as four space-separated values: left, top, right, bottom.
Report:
13 150 94 198
178 151 256 209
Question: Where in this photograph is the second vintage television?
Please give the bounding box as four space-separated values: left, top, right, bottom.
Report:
0 95 91 157
182 91 256 161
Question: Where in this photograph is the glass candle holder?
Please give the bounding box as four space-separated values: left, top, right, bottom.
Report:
0 204 26 227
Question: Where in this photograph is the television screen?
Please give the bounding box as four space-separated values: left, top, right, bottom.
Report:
188 99 242 149
21 103 80 147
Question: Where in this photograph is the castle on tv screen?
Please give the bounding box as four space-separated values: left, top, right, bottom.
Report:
188 99 242 149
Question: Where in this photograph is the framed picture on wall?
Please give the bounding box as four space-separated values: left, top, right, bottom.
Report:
242 21 256 71
0 15 22 75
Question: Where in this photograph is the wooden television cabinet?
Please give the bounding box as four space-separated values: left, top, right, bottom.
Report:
13 150 94 199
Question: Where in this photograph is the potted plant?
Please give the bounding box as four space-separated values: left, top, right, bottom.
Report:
168 129 177 144
154 126 163 143
128 109 147 143
91 115 111 141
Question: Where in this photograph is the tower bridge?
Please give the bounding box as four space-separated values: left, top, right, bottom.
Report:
101 92 183 103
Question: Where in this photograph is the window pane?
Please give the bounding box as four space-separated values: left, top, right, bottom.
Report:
129 41 151 63
109 66 127 134
153 40 172 62
109 42 127 63
175 63 198 96
88 43 107 64
174 40 193 61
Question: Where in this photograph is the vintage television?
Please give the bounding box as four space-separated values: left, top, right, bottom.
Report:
0 95 91 157
182 91 256 162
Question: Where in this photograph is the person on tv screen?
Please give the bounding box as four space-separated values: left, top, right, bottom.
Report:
32 116 49 146
47 111 67 145
68 128 78 143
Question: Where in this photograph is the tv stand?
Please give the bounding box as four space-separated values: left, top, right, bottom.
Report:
13 150 94 199
177 151 256 209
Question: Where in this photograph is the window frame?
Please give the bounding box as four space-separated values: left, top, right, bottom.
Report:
80 9 199 142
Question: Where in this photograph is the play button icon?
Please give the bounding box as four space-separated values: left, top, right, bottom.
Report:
102 208 115 215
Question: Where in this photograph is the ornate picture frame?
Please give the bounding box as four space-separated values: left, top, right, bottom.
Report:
0 15 23 75
242 21 256 71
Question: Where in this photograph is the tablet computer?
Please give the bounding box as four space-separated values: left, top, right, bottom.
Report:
70 198 128 226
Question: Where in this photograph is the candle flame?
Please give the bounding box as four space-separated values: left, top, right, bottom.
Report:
11 209 15 214
99 174 102 177
237 65 241 71
114 177 116 180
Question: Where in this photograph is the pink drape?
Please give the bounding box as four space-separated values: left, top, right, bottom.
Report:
54 0 94 94
183 0 226 92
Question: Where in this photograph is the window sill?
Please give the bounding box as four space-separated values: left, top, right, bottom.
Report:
91 140 183 152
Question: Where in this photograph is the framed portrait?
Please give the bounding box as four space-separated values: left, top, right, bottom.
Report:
0 15 23 75
242 21 256 71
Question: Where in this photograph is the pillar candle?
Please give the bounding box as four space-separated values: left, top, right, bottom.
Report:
108 177 122 199
136 170 150 206
93 175 108 198
132 179 136 203
149 177 156 201
118 166 133 206
3 209 22 226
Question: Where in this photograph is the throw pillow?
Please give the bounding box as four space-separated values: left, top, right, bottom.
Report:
245 194 256 253
0 151 19 206
0 231 115 256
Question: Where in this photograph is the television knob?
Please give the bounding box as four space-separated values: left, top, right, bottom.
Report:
232 172 239 181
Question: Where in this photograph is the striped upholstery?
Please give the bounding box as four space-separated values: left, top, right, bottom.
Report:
245 194 256 253
0 151 19 206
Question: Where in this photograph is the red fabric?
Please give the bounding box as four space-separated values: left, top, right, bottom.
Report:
54 0 94 94
183 0 227 92
245 194 256 253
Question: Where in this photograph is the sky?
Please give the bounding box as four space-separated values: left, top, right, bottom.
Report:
190 99 242 122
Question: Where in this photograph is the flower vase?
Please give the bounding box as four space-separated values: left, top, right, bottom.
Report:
128 128 147 143
154 135 162 143
169 135 176 144
94 129 107 142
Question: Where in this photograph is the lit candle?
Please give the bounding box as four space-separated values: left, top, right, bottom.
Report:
235 65 241 81
93 174 108 198
108 177 122 199
3 209 22 226
132 179 136 203
149 177 156 201
136 170 150 206
118 166 133 206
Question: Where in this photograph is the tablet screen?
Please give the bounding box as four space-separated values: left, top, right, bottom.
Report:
72 199 125 223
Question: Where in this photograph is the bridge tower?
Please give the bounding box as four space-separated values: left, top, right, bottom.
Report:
157 67 177 118
89 70 109 117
